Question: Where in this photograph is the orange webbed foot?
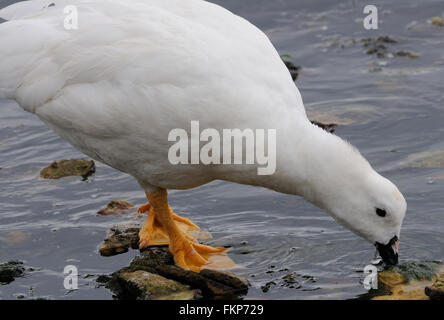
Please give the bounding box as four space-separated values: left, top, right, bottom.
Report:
138 203 200 249
138 189 237 271
170 233 227 272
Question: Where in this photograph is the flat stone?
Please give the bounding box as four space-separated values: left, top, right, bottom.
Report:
155 264 248 298
109 270 201 300
131 247 175 270
40 159 95 180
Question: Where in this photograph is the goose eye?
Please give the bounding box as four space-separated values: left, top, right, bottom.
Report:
376 208 387 217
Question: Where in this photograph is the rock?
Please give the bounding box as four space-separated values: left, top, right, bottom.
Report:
96 274 112 284
429 16 444 26
101 246 249 300
109 270 201 300
99 221 247 299
119 247 174 275
0 261 25 284
156 264 249 298
99 226 140 257
371 261 444 300
40 159 95 180
385 261 441 280
200 269 250 292
97 200 135 216
425 273 444 300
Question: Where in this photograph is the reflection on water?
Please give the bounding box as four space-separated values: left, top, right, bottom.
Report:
0 0 443 299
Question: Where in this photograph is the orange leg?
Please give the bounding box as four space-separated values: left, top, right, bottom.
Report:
138 197 199 230
138 189 228 272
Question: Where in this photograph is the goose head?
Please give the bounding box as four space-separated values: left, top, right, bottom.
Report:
321 169 407 265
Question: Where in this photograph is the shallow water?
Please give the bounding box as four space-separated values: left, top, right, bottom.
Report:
0 0 443 300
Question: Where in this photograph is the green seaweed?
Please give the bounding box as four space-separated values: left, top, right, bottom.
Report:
385 261 441 281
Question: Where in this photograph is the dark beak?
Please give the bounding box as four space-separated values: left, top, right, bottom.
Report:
375 235 399 265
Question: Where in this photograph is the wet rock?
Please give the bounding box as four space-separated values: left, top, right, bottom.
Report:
40 159 95 180
384 261 441 280
99 223 248 299
101 247 248 300
97 200 135 216
425 274 444 300
281 55 301 81
99 226 140 257
0 261 25 284
155 264 249 298
429 17 444 27
372 261 444 300
96 274 112 284
109 270 201 300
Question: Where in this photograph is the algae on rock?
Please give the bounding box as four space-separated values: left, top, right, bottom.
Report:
40 159 95 180
371 261 444 300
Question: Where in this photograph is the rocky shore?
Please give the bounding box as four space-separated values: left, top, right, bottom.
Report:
98 223 248 300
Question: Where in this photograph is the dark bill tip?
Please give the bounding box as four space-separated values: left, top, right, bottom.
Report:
375 235 399 265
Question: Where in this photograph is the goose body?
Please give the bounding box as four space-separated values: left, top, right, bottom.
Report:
0 0 406 270
0 0 304 190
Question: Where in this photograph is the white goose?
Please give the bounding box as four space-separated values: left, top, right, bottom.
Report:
0 0 406 271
